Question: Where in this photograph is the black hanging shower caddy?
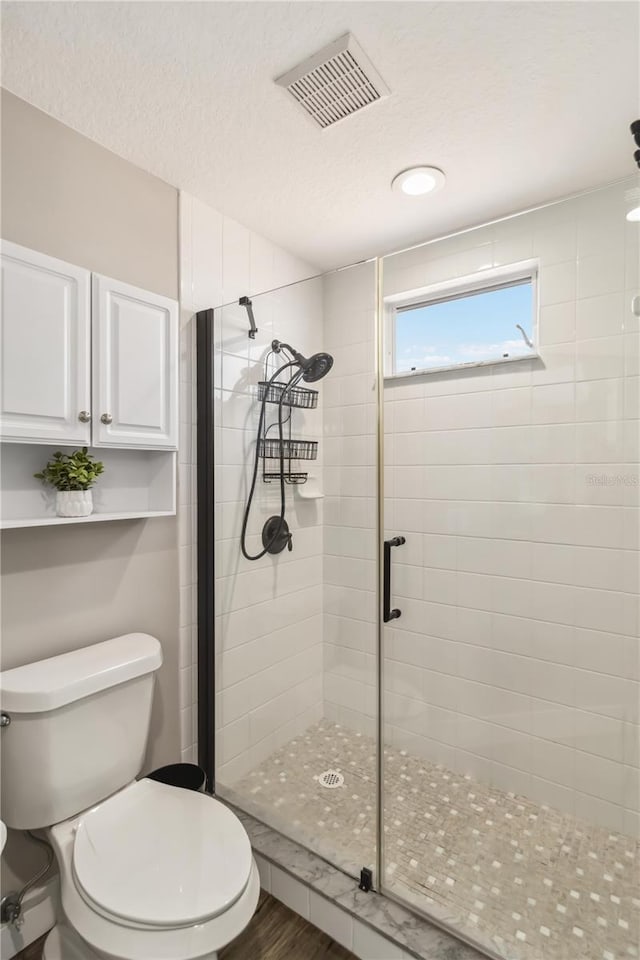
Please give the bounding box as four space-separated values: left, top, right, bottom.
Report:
256 364 319 484
256 380 318 409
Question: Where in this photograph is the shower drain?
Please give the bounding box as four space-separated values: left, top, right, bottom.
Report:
318 769 344 789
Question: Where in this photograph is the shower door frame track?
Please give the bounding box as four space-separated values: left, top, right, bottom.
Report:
196 307 216 790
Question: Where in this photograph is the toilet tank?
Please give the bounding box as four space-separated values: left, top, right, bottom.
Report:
0 633 162 830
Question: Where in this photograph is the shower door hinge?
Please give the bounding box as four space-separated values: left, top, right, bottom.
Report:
358 867 373 892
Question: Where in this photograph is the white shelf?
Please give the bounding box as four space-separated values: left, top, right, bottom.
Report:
2 510 175 530
1 443 176 529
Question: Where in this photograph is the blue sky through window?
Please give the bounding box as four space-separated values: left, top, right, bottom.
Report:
395 281 534 373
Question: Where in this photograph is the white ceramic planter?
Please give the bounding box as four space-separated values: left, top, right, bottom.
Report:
56 490 93 518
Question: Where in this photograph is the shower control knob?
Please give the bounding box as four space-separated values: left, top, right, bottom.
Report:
78 410 91 423
100 413 113 425
262 516 292 555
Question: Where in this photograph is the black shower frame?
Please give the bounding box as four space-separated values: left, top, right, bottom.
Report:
196 308 216 790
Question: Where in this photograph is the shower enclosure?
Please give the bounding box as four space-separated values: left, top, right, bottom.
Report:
197 178 639 960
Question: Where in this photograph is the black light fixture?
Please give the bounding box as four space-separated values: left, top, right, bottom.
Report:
631 120 640 167
627 121 640 222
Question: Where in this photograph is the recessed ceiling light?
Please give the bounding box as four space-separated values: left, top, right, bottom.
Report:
391 166 445 197
626 205 640 222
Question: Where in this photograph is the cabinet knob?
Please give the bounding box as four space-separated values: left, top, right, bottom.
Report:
78 411 92 423
100 413 113 425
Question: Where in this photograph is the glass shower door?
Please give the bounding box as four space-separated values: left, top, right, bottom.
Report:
380 179 640 959
212 260 380 883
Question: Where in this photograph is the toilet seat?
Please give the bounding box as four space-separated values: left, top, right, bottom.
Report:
49 780 260 960
72 778 252 929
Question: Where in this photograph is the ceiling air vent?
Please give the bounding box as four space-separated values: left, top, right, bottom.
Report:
276 33 389 130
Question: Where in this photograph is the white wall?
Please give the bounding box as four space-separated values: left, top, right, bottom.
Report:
179 194 325 783
325 180 640 838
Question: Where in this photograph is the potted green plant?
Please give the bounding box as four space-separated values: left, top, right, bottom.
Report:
34 448 105 518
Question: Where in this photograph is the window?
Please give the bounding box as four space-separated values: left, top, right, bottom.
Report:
385 263 538 377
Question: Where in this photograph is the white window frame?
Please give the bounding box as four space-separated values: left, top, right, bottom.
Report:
384 259 540 379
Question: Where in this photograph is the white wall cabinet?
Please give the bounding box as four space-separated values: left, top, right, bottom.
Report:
92 275 178 450
0 240 92 444
0 242 178 528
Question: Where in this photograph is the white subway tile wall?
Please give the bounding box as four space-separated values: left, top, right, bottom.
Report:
179 193 323 772
376 181 639 836
177 193 199 763
322 261 378 742
180 178 639 849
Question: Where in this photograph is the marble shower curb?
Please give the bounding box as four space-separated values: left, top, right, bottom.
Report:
230 802 488 960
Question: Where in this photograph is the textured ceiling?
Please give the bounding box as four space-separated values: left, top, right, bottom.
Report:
1 1 638 269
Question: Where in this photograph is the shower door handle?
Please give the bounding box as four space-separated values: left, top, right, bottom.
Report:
383 536 406 623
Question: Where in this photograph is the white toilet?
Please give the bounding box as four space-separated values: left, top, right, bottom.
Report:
0 633 260 960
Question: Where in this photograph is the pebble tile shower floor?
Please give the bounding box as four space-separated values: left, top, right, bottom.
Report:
227 721 639 960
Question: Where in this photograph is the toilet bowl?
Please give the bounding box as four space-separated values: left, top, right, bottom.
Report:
0 634 260 960
43 778 260 960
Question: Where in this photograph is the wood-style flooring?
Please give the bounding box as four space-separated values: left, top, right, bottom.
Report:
14 892 357 959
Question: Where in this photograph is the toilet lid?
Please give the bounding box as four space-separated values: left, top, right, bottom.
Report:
72 779 252 928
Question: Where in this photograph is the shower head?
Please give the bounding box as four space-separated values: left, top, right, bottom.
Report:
301 352 334 382
272 340 334 382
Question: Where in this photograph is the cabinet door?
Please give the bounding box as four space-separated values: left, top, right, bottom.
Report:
92 275 178 449
1 241 91 443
